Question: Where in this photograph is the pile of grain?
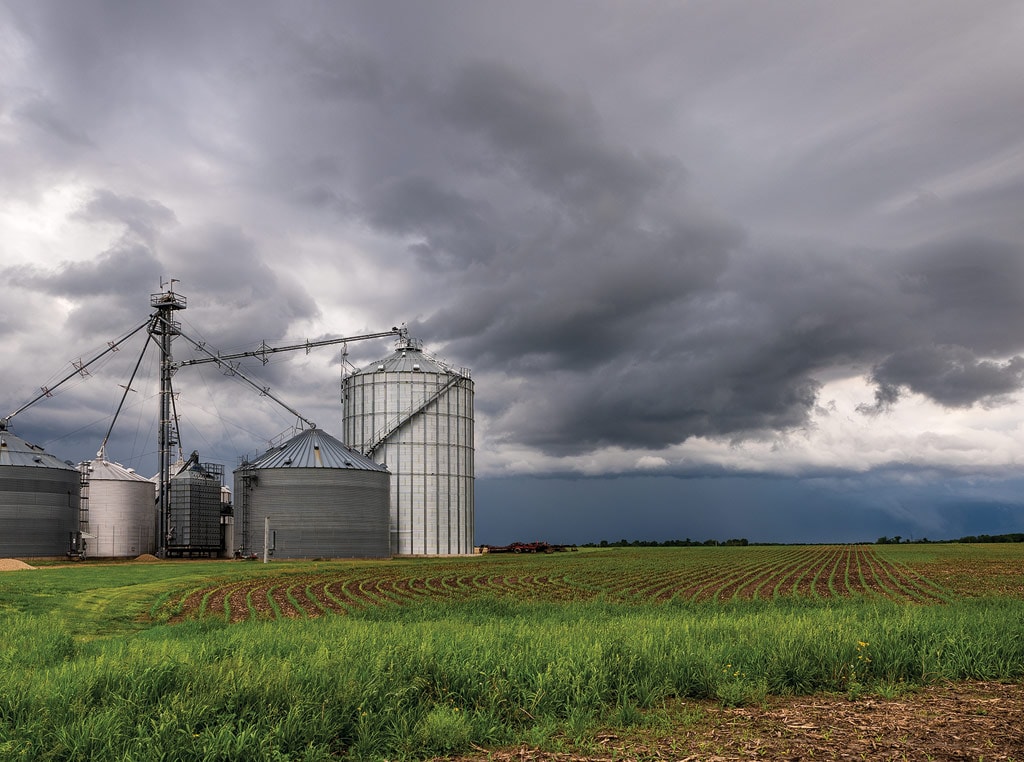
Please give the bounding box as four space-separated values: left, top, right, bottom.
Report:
0 559 35 571
134 553 160 562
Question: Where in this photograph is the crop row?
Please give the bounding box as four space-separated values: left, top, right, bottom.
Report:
566 545 951 603
160 545 953 624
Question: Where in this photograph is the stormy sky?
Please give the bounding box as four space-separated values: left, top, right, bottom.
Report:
3 1 1024 544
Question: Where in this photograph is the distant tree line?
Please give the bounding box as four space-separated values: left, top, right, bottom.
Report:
574 533 1024 548
876 533 1024 544
583 538 751 548
947 533 1024 544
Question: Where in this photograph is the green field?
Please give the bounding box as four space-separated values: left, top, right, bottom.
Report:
2 544 1023 760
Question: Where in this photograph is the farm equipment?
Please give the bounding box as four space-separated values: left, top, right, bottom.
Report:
481 541 577 554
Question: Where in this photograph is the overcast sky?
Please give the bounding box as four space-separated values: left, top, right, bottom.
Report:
3 1 1024 544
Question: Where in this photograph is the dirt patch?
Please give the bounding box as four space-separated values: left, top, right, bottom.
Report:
134 554 161 562
446 681 1024 762
0 559 35 571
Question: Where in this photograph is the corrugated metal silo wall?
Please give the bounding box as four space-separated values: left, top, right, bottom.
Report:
234 468 390 558
0 467 80 556
168 472 222 550
86 480 157 557
343 370 474 555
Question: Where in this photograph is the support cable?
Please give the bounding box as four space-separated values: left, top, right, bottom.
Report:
176 327 318 430
96 326 154 460
2 318 153 428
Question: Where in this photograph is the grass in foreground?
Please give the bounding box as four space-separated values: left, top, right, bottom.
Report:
2 544 1024 760
3 594 1024 760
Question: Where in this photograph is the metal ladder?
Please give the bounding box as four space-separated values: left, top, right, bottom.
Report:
364 374 465 458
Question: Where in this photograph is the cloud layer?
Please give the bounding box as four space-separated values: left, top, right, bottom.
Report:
3 1 1024 526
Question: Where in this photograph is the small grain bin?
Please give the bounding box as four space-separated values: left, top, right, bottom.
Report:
342 338 473 555
79 456 156 558
166 457 223 556
234 428 390 559
0 423 80 557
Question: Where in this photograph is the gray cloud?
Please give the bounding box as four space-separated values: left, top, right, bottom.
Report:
441 62 680 217
74 189 177 243
8 244 158 300
162 224 321 352
15 95 94 148
4 190 166 338
365 175 496 271
897 237 1024 354
869 347 1024 410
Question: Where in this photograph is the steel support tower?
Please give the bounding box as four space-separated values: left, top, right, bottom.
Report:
150 287 186 557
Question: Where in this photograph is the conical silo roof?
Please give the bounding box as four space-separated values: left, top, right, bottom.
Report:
356 342 453 375
246 428 387 471
0 426 77 471
84 457 152 482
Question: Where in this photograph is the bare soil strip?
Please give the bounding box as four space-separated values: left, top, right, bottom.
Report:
444 681 1024 762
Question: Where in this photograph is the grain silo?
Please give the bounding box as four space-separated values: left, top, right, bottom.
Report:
79 456 156 558
0 423 80 557
341 338 474 555
233 428 390 559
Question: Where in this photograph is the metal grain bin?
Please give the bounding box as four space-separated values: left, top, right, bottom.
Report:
80 457 156 558
234 428 390 559
166 460 223 556
0 424 80 557
342 339 474 555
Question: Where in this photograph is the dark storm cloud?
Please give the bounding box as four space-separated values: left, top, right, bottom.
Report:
361 61 740 372
897 237 1024 354
441 62 678 216
458 221 1024 452
868 348 1024 410
365 175 496 271
530 233 1024 452
325 56 1024 454
857 237 1024 412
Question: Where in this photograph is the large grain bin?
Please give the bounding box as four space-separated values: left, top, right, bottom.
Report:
234 428 390 559
0 423 80 557
79 456 156 558
342 339 474 555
